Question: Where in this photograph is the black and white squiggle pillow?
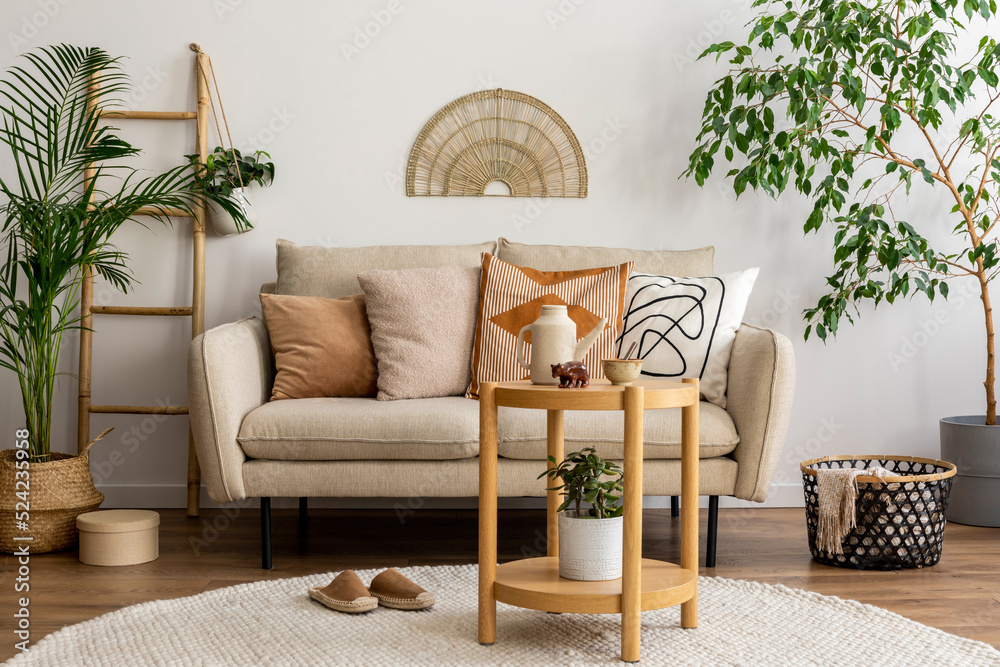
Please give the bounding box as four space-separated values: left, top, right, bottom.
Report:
616 269 758 408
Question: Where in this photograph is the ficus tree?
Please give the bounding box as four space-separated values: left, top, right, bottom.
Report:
685 0 1000 423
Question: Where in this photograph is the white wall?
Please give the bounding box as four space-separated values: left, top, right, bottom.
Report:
0 0 989 509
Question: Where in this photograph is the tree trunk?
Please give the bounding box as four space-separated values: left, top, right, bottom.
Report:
981 277 997 425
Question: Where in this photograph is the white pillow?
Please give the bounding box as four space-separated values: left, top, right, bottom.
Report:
616 268 759 408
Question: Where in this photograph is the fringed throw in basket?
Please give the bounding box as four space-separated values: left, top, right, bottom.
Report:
0 430 108 554
800 455 956 570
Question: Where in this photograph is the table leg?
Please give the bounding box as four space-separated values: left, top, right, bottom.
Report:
622 385 644 663
546 409 564 558
680 378 700 629
479 382 498 645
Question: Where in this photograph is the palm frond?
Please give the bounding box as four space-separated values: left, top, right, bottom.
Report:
0 44 246 458
0 45 133 202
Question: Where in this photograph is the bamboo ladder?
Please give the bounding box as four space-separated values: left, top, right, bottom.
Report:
78 44 211 517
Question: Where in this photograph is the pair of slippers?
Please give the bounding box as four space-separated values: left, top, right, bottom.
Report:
308 568 435 614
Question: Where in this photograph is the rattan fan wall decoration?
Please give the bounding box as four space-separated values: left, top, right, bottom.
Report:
406 89 587 198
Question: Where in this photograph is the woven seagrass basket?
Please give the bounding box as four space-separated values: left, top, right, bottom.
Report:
0 441 105 554
800 455 956 570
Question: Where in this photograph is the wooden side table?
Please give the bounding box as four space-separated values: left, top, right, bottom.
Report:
478 378 701 663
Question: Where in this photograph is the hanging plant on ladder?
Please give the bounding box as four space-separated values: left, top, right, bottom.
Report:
186 47 275 237
187 146 274 236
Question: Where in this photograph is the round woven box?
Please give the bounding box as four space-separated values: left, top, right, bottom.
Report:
800 456 956 570
77 510 159 567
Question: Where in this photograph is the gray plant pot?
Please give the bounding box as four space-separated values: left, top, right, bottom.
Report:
940 416 1000 527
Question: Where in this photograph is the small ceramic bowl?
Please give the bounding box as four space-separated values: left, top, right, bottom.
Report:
602 359 643 385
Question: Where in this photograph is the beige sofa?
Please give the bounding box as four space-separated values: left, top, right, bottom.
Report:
188 238 796 568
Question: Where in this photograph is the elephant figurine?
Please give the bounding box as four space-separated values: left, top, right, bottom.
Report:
551 361 590 388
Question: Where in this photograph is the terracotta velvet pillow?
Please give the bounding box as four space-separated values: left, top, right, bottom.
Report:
467 253 633 398
259 292 377 401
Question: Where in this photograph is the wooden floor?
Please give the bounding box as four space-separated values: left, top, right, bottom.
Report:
0 507 997 661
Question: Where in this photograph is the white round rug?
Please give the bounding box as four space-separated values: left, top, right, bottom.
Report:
5 564 998 666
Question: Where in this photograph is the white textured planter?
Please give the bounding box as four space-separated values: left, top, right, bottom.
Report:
558 510 623 581
207 187 257 237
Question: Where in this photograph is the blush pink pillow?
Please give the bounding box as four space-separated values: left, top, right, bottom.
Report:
358 266 480 401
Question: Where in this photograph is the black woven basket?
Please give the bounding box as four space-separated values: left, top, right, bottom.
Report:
800 456 956 570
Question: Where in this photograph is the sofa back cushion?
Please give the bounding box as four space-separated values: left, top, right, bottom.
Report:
495 237 714 276
275 238 498 298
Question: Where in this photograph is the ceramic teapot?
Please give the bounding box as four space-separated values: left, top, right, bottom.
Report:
515 305 606 385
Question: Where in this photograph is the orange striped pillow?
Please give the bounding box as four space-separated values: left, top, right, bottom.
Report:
467 253 633 398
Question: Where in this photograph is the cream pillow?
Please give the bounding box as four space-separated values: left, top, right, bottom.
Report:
358 266 481 401
616 268 759 408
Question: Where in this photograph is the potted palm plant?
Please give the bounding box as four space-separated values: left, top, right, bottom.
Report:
188 146 274 236
0 44 247 553
539 448 624 581
685 0 1000 526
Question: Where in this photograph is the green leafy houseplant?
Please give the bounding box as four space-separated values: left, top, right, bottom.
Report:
539 447 624 518
0 45 247 462
187 146 275 199
685 0 1000 423
185 147 273 235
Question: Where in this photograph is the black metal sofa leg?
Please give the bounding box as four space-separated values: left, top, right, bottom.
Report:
299 497 308 533
261 497 273 570
706 495 719 568
670 495 679 518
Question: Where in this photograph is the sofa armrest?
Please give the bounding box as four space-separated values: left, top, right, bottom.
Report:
726 324 796 502
188 317 273 502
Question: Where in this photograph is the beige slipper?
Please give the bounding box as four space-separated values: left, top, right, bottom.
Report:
308 570 378 614
368 568 435 610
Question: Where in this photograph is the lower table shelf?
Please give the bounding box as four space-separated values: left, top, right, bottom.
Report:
494 557 696 615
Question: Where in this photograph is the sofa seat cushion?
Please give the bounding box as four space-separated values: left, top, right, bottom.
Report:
238 397 480 461
497 401 738 460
